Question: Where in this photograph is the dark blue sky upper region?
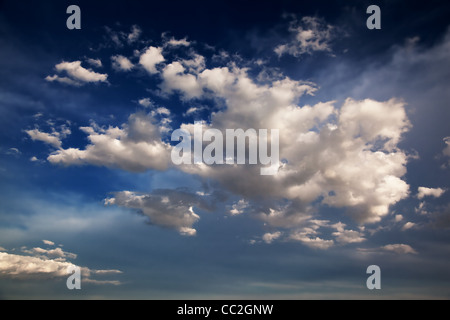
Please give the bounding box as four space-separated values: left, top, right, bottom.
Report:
0 0 450 299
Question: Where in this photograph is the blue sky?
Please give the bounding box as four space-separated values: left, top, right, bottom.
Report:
1 0 450 299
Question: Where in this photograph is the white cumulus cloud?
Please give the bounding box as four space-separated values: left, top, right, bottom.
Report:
46 61 108 86
139 46 165 74
111 55 134 71
417 187 446 199
47 113 171 172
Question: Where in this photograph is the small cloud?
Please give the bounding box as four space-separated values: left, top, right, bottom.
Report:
262 231 282 244
139 46 165 74
86 58 103 68
163 34 190 47
138 98 153 108
111 55 134 72
401 221 417 231
25 128 64 148
127 25 142 44
42 240 55 246
395 214 403 222
229 199 248 216
358 243 418 255
382 244 418 255
46 61 108 86
275 16 337 58
0 243 122 284
30 156 39 162
5 148 21 156
417 187 446 199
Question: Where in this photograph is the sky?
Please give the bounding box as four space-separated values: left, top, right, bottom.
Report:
0 0 450 299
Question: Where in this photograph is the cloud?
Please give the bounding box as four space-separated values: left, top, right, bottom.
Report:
86 58 103 68
42 240 55 246
127 25 142 44
229 199 248 215
105 189 212 235
139 46 165 74
164 36 191 47
45 74 82 86
46 61 108 86
138 98 153 108
47 112 171 172
382 244 418 255
290 232 334 250
0 244 121 284
289 220 334 249
262 231 282 244
25 129 64 148
274 16 337 57
30 156 39 162
160 61 203 99
176 68 410 224
401 222 416 231
417 187 446 199
111 55 134 71
38 33 412 235
22 246 77 260
331 222 366 244
444 137 450 157
5 147 21 156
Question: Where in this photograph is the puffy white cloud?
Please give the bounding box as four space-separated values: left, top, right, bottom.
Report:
382 244 418 255
111 55 134 71
25 126 70 149
0 252 74 279
38 37 412 234
42 240 55 246
139 46 165 74
275 16 336 57
47 112 171 172
417 187 446 199
173 64 410 224
262 231 282 244
105 189 210 235
46 61 108 86
160 62 203 99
